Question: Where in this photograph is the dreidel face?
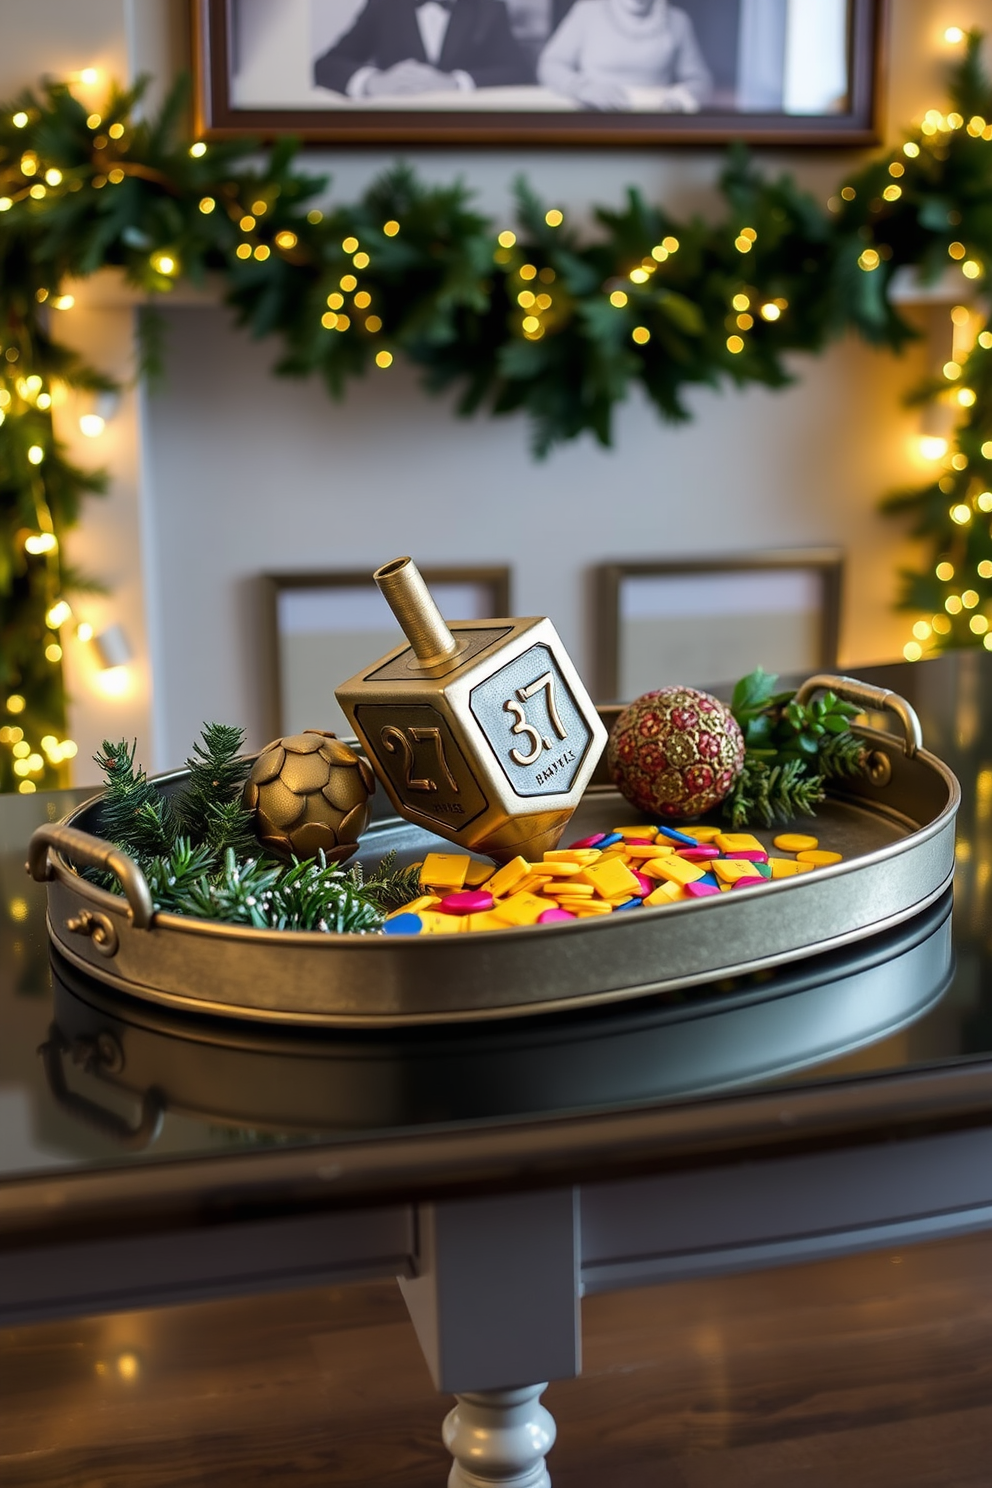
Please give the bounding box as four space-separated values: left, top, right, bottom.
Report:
336 616 607 862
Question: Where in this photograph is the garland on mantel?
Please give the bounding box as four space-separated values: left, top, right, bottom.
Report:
2 38 992 791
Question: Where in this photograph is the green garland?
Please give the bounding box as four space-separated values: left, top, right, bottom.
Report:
2 40 992 791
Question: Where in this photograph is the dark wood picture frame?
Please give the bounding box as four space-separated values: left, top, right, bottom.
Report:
261 565 512 738
192 0 883 147
594 548 843 701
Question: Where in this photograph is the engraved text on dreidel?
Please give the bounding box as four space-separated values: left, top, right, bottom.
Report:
470 645 593 798
355 704 488 827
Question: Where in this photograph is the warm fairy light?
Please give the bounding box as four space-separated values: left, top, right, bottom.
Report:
936 561 954 580
334 314 350 331
734 235 753 253
340 273 357 291
327 292 344 309
354 290 371 309
662 236 679 253
239 215 255 231
108 122 124 139
24 532 57 554
375 350 393 368
958 387 977 406
76 621 93 642
86 112 101 128
189 141 207 157
889 161 905 177
342 236 359 253
79 413 106 438
36 392 51 410
968 115 987 135
977 492 992 511
962 261 983 279
732 293 749 311
76 68 99 85
23 374 42 395
27 445 44 465
737 313 753 329
545 209 563 227
29 185 46 200
236 244 251 259
950 503 971 523
50 294 74 309
948 241 966 259
6 696 26 716
11 742 29 760
383 220 400 236
199 196 215 214
980 332 992 349
610 290 628 307
629 267 649 283
943 360 961 379
365 314 382 332
522 315 540 333
251 200 267 215
651 245 669 261
18 780 36 794
46 600 71 628
951 304 970 325
972 614 990 634
307 209 323 224
944 26 965 43
858 248 880 271
951 451 968 470
727 335 744 353
841 186 856 199
353 251 370 269
632 326 651 344
518 290 535 307
20 153 37 175
45 643 62 662
150 252 177 276
903 641 923 660
275 230 297 249
253 245 270 260
536 293 552 310
883 185 902 201
12 111 28 128
947 112 964 130
760 302 781 321
912 620 931 639
962 589 980 608
519 264 537 281
497 230 516 248
45 168 62 186
984 633 992 650
0 198 12 212
946 594 963 614
321 311 338 329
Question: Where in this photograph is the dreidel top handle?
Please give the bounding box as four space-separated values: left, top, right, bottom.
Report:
374 556 461 670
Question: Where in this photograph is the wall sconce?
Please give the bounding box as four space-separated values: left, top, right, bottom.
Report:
89 623 133 697
78 390 121 439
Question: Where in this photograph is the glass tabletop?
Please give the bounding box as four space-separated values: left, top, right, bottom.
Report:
2 653 990 1191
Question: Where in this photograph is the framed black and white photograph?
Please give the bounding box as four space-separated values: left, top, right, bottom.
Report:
595 549 843 702
193 0 882 145
262 566 511 738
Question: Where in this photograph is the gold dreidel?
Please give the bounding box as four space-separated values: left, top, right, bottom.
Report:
335 557 608 863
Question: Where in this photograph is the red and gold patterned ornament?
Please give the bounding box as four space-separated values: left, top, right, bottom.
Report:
608 686 745 819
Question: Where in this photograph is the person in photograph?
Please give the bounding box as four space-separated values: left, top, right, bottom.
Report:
537 0 711 111
313 0 533 97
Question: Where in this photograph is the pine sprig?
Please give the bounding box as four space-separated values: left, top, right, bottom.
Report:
351 850 423 912
172 849 383 933
93 739 176 857
175 723 254 840
725 756 826 831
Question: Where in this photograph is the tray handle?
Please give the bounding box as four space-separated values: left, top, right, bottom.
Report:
28 823 155 930
794 673 923 758
39 1024 164 1151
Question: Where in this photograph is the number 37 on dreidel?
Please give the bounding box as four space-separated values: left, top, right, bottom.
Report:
335 558 608 863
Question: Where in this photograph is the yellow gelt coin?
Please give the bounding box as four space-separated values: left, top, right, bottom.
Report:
773 833 819 853
796 849 843 866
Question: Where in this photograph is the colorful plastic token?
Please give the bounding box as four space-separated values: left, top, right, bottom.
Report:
538 907 577 923
796 849 843 866
569 833 606 849
439 890 495 914
773 833 819 853
383 913 423 934
723 849 768 863
655 824 699 846
731 876 767 889
685 881 721 897
615 897 643 911
677 846 720 861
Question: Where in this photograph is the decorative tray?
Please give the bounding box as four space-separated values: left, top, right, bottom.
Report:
29 677 959 1027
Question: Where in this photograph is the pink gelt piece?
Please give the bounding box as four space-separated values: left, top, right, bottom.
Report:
684 881 721 897
724 850 769 862
731 876 767 889
439 890 495 914
677 846 720 861
538 907 577 923
569 833 606 849
632 870 654 897
624 837 656 845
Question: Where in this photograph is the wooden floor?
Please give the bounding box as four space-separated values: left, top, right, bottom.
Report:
3 1230 992 1486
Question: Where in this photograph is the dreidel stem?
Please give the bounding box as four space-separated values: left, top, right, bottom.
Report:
374 556 460 669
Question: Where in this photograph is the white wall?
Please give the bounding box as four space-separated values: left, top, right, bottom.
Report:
1 0 985 779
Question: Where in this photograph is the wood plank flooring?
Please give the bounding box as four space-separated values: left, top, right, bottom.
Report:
2 1229 992 1486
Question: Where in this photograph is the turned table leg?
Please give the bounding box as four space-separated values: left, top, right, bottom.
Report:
443 1384 556 1488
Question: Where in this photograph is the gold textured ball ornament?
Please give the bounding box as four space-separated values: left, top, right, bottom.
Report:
243 730 375 862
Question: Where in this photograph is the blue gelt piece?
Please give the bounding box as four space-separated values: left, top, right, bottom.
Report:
655 824 699 846
615 897 643 911
383 913 423 935
597 832 624 848
697 872 719 888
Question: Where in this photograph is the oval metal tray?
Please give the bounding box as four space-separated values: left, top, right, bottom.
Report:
29 677 960 1026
